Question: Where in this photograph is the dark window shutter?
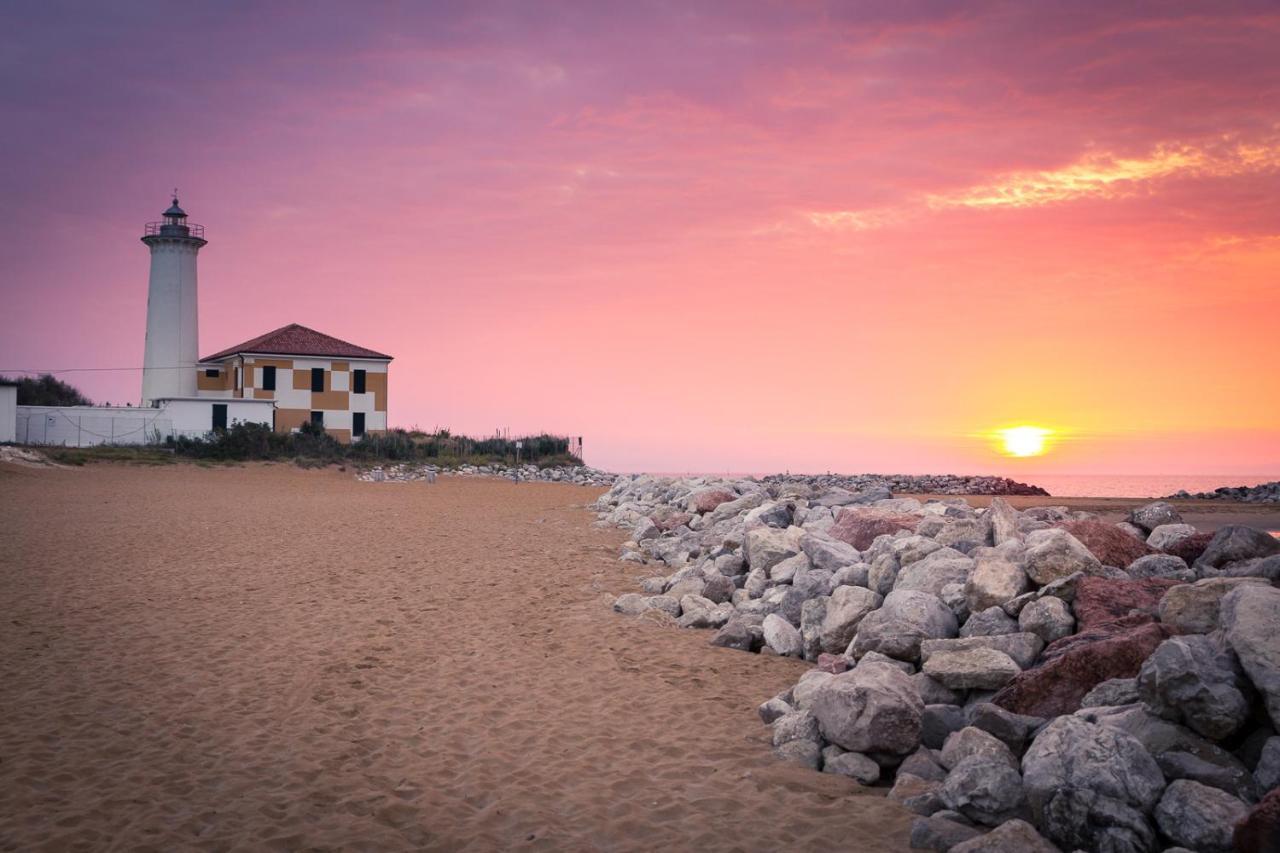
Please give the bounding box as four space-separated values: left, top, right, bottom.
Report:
353 369 366 394
212 404 228 431
310 411 323 425
205 368 219 378
311 367 324 392
353 412 365 437
262 366 276 391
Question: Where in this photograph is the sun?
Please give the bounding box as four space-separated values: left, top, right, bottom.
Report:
998 426 1052 458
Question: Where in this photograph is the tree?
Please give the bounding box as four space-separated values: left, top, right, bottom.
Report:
4 374 92 406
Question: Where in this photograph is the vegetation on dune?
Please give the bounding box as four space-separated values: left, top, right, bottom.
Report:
4 374 92 407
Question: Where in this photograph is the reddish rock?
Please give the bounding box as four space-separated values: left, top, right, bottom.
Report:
1057 518 1155 568
829 508 919 550
1234 786 1280 853
691 488 736 514
816 653 850 674
1163 531 1215 565
1072 576 1184 632
652 511 693 532
990 615 1172 718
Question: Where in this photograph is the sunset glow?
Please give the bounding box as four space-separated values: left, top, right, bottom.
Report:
998 427 1053 459
1 3 1279 475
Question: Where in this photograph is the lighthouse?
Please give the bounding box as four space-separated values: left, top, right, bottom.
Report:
140 195 206 405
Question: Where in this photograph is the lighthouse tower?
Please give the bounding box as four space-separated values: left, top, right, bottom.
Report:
140 196 206 405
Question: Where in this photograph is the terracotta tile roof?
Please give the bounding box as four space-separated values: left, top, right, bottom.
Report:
201 323 392 362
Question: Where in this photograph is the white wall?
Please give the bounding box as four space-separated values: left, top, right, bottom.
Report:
0 385 16 443
15 400 273 447
158 398 273 433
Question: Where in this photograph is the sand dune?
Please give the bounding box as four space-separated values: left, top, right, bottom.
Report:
0 463 912 851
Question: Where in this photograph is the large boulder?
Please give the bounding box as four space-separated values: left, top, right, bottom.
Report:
965 552 1029 612
1153 779 1248 853
1072 576 1182 632
743 526 799 574
1165 530 1216 566
1197 525 1280 571
1129 501 1182 533
762 613 803 657
1158 577 1270 634
962 606 1020 638
987 497 1022 546
992 615 1173 717
895 554 973 597
1235 787 1280 853
852 589 959 662
828 507 919 550
939 756 1027 826
1221 584 1280 729
920 633 1045 670
818 585 882 654
799 530 860 573
689 487 736 514
1146 522 1197 552
940 726 1018 771
949 819 1061 852
1018 596 1074 645
1023 528 1102 585
1057 518 1156 568
1021 716 1165 853
1125 553 1194 581
810 661 924 755
924 648 1021 691
1137 634 1252 741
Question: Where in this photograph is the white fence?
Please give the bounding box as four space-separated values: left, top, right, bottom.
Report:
15 406 208 447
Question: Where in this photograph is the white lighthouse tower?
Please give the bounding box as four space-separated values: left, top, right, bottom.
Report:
140 195 206 405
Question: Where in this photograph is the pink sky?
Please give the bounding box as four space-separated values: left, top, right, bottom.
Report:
1 2 1278 475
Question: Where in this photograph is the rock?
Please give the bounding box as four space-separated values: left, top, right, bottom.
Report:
941 726 1018 771
773 738 822 769
859 650 914 674
852 590 958 662
1072 575 1182 631
1116 521 1147 540
1165 530 1216 566
815 652 850 674
744 501 792 530
920 633 1045 670
988 498 1021 546
821 748 880 784
632 517 660 541
1197 525 1280 571
799 596 828 661
935 517 992 550
909 814 984 852
1129 501 1182 533
1146 522 1198 552
1158 576 1270 634
1222 554 1280 582
769 552 810 583
638 576 666 594
713 552 746 577
743 526 801 574
1258 737 1280 794
759 584 807 626
991 616 1172 718
810 661 924 755
924 649 1021 691
965 553 1029 612
967 704 1046 754
830 562 870 588
689 487 736 514
895 555 974 597
1125 553 1194 581
961 607 1020 638
758 696 793 724
700 573 735 604
771 709 821 747
828 507 920 550
1159 749 1259 803
1154 779 1248 853
1222 584 1280 729
1235 787 1280 853
914 673 962 706
665 576 706 600
948 819 1061 852
922 704 967 750
888 772 945 815
791 669 833 710
818 585 882 654
1021 716 1165 853
940 756 1026 826
709 618 760 652
1017 597 1074 645
1057 518 1156 568
762 613 804 658
1080 677 1140 707
677 597 733 629
1023 528 1102 585
612 592 647 615
900 747 948 782
1137 634 1252 740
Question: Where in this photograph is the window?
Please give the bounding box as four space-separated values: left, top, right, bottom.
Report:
310 367 325 392
353 369 366 394
353 412 365 437
261 365 276 391
212 404 228 431
310 411 324 426
204 368 219 378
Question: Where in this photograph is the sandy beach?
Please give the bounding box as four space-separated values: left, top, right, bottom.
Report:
0 462 913 852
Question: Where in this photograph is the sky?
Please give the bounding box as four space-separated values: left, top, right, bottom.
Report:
1 1 1278 476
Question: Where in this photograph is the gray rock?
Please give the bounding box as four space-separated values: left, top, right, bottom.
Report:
859 650 915 674
769 552 810 583
1158 749 1258 802
1137 634 1251 740
888 773 946 816
759 584 807 626
791 669 833 710
700 573 735 603
924 648 1021 691
940 582 970 625
821 747 880 784
677 598 734 629
1126 553 1194 581
632 516 660 541
773 738 822 769
713 552 746 577
1080 678 1140 708
941 726 1019 771
771 709 821 747
940 756 1027 826
1117 521 1147 540
922 704 967 750
791 566 832 599
967 703 1046 754
1023 528 1103 585
909 814 984 852
819 585 882 654
948 819 1061 852
1021 716 1165 853
709 618 759 652
1159 576 1270 634
1017 597 1074 645
810 661 924 755
961 607 1020 638
896 556 974 597
900 747 948 782
743 526 799 573
965 553 1029 612
852 590 958 662
1221 584 1280 729
1153 779 1248 853
830 562 870 588
1129 501 1182 533
913 673 963 706
612 592 647 615
799 596 828 661
1257 737 1280 794
1146 522 1198 552
1196 525 1280 571
758 696 793 724
988 498 1021 546
745 501 792 530
762 613 804 658
638 576 667 594
920 633 1044 670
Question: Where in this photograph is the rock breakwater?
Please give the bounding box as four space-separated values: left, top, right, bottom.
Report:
357 462 614 486
763 472 1049 497
1166 481 1280 504
599 477 1280 852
